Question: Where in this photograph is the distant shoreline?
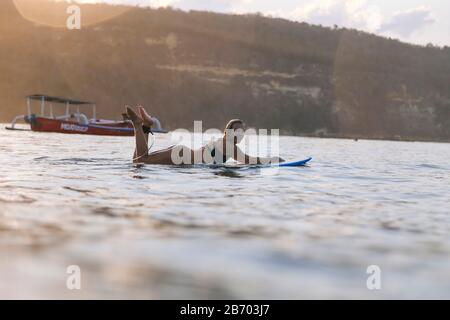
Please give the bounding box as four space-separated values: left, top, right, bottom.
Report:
292 132 450 144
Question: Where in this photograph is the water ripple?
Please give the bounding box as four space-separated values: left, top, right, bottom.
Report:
0 128 449 298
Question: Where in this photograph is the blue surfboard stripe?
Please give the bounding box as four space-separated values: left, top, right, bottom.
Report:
275 157 312 167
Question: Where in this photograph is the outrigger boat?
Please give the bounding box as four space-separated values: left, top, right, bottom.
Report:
6 94 166 136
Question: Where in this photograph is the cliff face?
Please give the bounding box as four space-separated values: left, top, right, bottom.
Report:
1 0 450 140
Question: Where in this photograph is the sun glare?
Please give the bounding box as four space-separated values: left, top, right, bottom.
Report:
12 0 132 28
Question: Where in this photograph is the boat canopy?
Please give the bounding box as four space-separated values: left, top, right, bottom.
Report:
25 94 96 120
27 94 93 105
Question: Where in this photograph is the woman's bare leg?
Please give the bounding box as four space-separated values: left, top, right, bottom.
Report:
133 134 149 159
127 106 193 165
138 106 155 127
126 106 149 162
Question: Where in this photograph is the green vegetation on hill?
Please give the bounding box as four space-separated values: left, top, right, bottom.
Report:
1 0 450 140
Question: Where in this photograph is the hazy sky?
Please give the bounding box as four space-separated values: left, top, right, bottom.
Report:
73 0 449 46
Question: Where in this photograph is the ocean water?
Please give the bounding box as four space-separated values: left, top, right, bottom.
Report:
0 124 449 299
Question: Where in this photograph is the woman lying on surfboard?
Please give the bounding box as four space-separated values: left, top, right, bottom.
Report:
126 106 285 165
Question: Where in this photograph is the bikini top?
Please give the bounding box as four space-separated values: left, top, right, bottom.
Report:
206 140 228 164
210 147 228 164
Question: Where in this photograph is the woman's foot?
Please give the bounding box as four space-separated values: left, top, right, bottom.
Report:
125 106 143 126
138 106 155 127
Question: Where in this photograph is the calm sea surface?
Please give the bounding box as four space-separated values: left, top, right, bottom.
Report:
0 124 449 299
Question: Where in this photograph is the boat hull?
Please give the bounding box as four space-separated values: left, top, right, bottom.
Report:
30 117 135 136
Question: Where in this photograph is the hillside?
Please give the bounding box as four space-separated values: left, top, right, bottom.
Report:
1 0 450 140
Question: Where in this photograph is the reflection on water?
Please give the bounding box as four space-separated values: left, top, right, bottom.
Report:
0 124 449 299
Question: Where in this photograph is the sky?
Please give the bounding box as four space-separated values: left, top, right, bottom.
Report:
69 0 449 46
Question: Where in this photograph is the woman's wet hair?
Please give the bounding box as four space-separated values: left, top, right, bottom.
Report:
224 119 244 134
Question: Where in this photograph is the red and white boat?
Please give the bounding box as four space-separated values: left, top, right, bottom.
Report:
6 95 166 136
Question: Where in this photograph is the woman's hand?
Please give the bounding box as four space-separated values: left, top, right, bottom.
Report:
275 156 285 163
261 156 285 164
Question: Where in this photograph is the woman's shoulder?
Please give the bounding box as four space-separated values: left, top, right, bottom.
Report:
204 138 222 148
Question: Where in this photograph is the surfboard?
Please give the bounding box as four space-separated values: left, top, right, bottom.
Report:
210 157 312 169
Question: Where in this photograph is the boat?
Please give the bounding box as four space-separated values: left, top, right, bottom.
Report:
6 95 167 136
